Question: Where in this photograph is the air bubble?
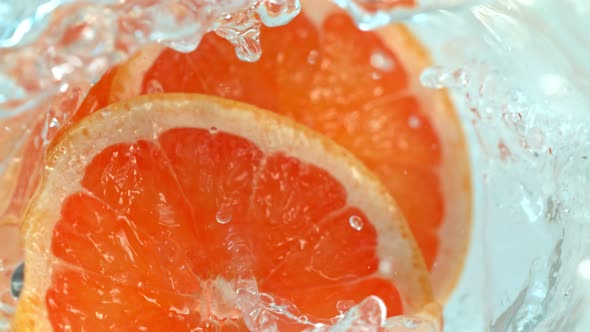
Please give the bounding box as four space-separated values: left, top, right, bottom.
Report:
209 126 219 134
349 215 364 231
216 208 233 224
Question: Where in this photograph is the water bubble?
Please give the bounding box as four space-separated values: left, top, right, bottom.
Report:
349 215 364 231
336 299 356 315
370 50 395 72
297 315 310 324
209 126 219 134
10 262 24 298
257 0 301 27
216 208 233 224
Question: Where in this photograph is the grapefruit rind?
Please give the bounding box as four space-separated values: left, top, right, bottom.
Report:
377 24 472 301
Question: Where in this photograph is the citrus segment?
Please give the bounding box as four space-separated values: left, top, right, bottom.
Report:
14 94 436 331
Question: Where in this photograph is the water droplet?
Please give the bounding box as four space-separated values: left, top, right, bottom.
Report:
257 0 301 27
378 260 393 275
336 299 356 315
146 79 163 93
216 208 233 224
11 262 24 298
370 50 394 72
215 15 263 63
49 117 60 129
233 30 262 62
349 215 364 231
408 115 421 128
209 126 219 134
307 50 319 64
297 315 310 324
508 112 522 123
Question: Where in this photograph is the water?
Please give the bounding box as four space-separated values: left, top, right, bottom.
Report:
9 263 23 299
332 0 489 30
1 0 590 331
348 215 364 231
407 1 590 331
0 0 301 110
216 208 233 224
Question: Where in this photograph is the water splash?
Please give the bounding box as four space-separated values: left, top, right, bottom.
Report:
409 0 590 330
332 0 488 30
0 0 302 108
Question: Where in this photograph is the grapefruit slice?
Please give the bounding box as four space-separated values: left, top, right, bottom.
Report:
13 94 438 331
60 0 472 300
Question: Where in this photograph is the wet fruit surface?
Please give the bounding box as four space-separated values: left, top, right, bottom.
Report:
15 95 435 331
